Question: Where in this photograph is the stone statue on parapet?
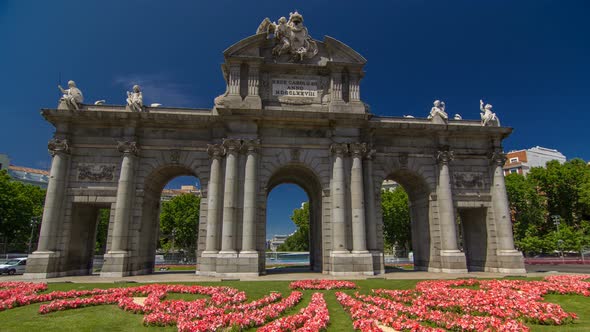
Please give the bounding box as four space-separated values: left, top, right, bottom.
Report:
428 100 448 123
257 11 318 62
126 85 144 112
480 99 500 126
58 80 83 110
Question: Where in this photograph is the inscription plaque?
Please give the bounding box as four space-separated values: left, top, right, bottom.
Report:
272 76 319 98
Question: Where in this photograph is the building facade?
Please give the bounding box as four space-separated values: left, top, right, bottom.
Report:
503 146 566 176
0 154 49 188
26 13 524 278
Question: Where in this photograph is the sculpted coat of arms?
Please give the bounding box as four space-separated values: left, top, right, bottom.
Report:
257 11 318 61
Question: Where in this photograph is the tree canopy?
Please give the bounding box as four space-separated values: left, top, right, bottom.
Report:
159 194 201 256
0 170 45 253
381 187 411 254
506 159 590 255
277 202 309 252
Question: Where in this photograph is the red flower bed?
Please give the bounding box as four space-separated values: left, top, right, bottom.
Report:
1 275 589 331
337 275 590 332
258 292 329 332
290 279 357 290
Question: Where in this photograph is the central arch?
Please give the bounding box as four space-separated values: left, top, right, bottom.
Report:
134 164 202 275
264 164 323 272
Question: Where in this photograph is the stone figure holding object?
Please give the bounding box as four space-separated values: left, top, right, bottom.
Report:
58 80 83 110
480 99 500 126
428 100 448 120
126 85 143 112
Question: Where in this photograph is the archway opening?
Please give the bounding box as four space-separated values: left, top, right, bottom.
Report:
265 184 310 273
379 170 431 272
141 166 201 275
65 203 111 275
264 165 323 274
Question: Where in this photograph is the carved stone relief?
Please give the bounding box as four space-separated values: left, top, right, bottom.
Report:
453 171 485 189
77 164 116 182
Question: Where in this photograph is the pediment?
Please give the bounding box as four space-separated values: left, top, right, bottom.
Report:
223 34 366 66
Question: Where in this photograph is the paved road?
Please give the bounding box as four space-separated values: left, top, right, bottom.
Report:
526 264 590 274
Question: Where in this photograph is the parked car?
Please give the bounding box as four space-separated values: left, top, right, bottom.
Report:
0 257 27 275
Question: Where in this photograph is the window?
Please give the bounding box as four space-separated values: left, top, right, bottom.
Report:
18 260 26 266
509 157 519 163
509 169 518 174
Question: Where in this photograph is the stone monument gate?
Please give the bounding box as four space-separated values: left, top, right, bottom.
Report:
26 13 525 278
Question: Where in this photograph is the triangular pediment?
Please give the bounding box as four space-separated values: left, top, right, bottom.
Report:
224 34 366 66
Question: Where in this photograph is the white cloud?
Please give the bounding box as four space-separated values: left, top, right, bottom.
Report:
113 73 202 108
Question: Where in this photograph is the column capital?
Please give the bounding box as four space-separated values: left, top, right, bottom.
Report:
349 142 368 158
364 149 377 160
436 149 454 165
207 144 225 159
222 138 242 154
48 138 70 156
330 143 348 156
242 139 260 153
117 141 139 155
489 150 507 166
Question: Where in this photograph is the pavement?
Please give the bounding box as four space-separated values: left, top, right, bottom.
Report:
0 268 579 284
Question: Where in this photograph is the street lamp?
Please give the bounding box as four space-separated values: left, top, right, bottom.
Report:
551 215 564 263
27 217 40 254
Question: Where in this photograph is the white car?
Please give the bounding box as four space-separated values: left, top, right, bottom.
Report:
0 257 27 275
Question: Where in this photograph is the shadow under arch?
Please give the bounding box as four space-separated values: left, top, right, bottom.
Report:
136 164 201 274
265 164 323 272
380 169 432 271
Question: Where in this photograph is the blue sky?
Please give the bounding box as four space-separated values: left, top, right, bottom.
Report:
1 1 588 237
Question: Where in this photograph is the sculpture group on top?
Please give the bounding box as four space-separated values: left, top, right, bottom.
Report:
480 99 500 126
126 85 144 112
257 11 318 61
422 99 500 126
56 81 150 111
58 80 84 110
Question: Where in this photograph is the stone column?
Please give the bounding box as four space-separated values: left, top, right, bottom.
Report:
490 151 516 251
220 138 241 254
489 149 525 273
436 149 459 252
241 139 260 254
331 68 343 102
204 144 224 253
349 143 369 253
363 149 377 251
110 141 139 253
349 73 360 102
228 63 241 96
36 138 70 252
247 64 260 97
330 143 349 253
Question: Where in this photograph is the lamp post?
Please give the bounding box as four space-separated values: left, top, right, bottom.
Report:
551 215 563 263
27 217 40 254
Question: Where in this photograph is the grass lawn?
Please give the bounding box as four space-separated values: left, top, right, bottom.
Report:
0 278 588 331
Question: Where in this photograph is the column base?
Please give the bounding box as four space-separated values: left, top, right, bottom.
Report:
440 250 468 273
330 251 375 275
24 251 62 279
101 251 130 277
370 251 386 275
492 249 526 273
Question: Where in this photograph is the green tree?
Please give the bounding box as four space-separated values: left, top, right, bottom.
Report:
0 170 45 253
505 173 547 241
95 209 110 254
159 194 201 256
277 202 309 251
381 187 411 254
528 159 590 225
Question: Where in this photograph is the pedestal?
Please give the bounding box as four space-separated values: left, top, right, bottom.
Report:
24 251 62 279
100 251 130 277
